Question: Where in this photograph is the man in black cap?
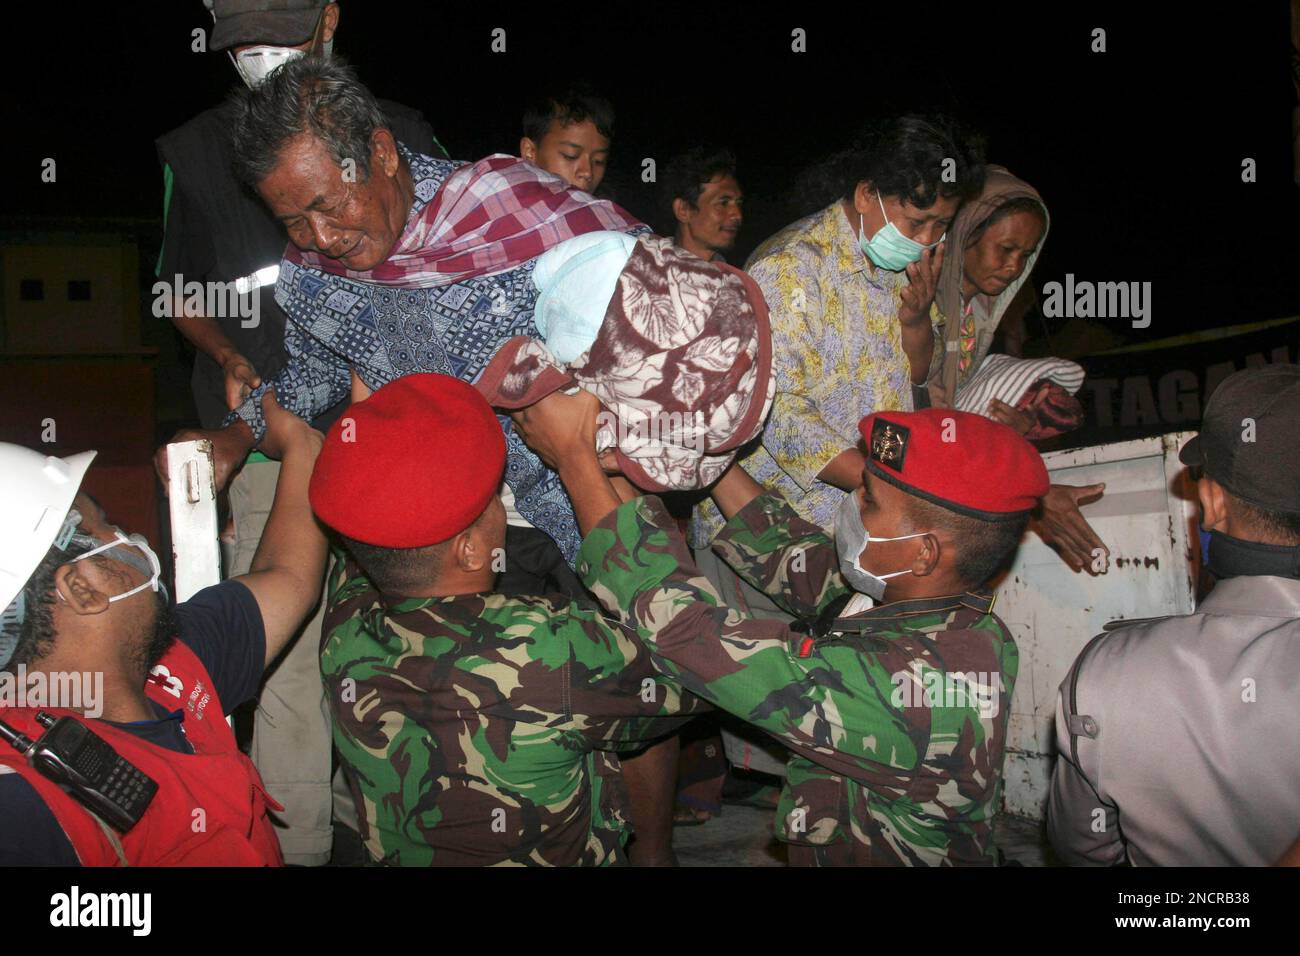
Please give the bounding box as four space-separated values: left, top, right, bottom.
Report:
154 0 442 866
1049 364 1300 866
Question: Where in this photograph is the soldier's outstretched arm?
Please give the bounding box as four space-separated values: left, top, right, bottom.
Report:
577 496 890 768
709 483 851 621
560 600 712 751
513 385 868 761
509 389 621 533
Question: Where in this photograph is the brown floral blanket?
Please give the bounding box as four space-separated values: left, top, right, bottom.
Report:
476 236 774 491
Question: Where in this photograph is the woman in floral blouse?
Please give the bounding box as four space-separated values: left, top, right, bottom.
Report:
693 114 986 546
687 115 987 781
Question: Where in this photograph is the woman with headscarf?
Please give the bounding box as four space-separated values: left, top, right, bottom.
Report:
930 165 1086 440
929 167 1109 571
932 166 1050 424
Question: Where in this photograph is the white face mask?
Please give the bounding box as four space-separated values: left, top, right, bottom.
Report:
231 45 305 89
69 529 167 605
225 16 333 90
832 491 928 600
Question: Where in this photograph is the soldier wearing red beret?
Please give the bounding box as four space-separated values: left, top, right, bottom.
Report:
307 373 704 866
514 395 1049 865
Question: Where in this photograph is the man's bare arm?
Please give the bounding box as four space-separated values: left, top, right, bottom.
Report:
168 301 262 411
558 452 623 537
899 244 943 385
900 316 936 385
816 446 866 491
1276 835 1300 866
709 460 766 521
234 391 327 667
154 420 256 495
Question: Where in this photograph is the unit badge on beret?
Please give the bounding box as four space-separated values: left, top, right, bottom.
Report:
870 419 909 470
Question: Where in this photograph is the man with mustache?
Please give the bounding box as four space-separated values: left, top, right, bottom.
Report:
662 147 744 263
0 391 326 865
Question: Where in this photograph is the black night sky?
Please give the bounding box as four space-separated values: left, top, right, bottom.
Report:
4 2 1298 341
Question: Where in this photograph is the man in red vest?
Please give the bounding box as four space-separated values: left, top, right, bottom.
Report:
0 392 326 865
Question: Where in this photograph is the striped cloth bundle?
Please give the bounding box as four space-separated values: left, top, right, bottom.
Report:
954 353 1086 414
954 353 1087 439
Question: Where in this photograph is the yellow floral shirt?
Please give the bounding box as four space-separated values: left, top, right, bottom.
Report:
693 202 943 545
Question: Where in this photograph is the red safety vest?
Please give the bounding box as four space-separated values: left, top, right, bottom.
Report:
0 642 284 866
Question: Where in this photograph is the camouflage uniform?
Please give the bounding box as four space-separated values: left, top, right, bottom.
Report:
321 553 704 866
579 494 1018 866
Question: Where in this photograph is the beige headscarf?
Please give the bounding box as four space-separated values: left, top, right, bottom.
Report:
933 166 1049 403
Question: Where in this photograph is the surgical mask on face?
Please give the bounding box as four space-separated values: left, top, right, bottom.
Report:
227 13 333 90
231 45 305 89
833 492 928 600
857 193 944 272
68 530 168 605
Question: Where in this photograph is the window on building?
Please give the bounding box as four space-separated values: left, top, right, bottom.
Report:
19 279 44 301
67 280 92 301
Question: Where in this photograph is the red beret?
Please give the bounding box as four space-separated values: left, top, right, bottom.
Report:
309 374 506 547
858 408 1048 520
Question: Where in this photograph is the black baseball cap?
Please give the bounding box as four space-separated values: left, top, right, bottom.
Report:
1179 364 1300 513
210 0 328 52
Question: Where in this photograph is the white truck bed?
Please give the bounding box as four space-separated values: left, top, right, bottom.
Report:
998 432 1200 820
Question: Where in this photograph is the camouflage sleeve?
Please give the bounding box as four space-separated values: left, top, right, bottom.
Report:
557 602 709 752
324 548 702 756
577 497 889 772
710 492 851 621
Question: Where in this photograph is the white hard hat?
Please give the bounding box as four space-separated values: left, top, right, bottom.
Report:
0 444 97 614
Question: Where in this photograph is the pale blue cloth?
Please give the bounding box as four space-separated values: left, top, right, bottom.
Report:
531 231 639 363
